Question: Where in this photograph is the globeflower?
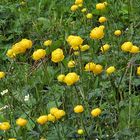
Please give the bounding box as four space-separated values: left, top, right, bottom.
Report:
16 118 28 127
47 114 55 122
114 30 121 36
53 110 66 120
96 3 106 10
81 8 87 13
85 62 96 71
137 66 140 76
68 60 76 68
90 26 105 39
80 44 90 51
92 64 103 75
57 74 65 82
74 105 84 113
75 0 83 5
86 13 93 19
99 16 107 23
43 40 52 46
64 72 79 86
0 71 5 79
77 129 84 135
8 138 16 140
121 42 133 52
6 49 16 58
32 49 46 61
106 66 116 74
37 115 48 125
91 108 101 117
129 45 139 53
100 44 110 53
0 122 11 131
71 5 78 12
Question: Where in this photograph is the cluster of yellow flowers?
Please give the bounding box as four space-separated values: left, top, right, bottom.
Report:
70 0 83 12
121 41 140 53
6 39 32 58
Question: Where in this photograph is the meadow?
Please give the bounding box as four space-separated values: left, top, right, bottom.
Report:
0 0 140 140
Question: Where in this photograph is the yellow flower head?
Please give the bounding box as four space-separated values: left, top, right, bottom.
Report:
50 107 59 115
121 42 133 52
6 49 16 58
44 40 52 46
99 16 107 23
74 105 84 113
20 38 33 49
47 114 56 122
114 30 122 36
137 66 140 76
91 108 102 117
106 66 116 75
37 115 48 125
71 5 78 12
90 26 105 40
86 13 93 19
8 138 16 140
129 45 139 53
12 42 26 54
100 44 110 53
0 122 11 131
77 129 84 135
51 48 64 63
53 110 66 120
74 51 80 56
80 44 90 51
0 71 5 79
68 60 76 68
75 0 83 5
96 3 106 10
16 118 28 127
81 8 87 13
92 64 103 75
57 74 65 82
32 49 46 61
64 72 79 86
85 62 96 71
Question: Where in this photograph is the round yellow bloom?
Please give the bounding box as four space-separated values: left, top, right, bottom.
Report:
91 108 102 117
80 44 90 51
71 5 78 12
12 43 26 54
71 46 79 50
32 49 46 61
68 60 76 68
92 64 103 75
57 74 65 82
37 115 48 125
99 25 105 30
137 66 140 76
51 48 64 63
99 16 107 23
81 8 87 13
67 35 83 47
53 110 66 119
96 3 106 10
16 118 28 127
64 72 79 86
78 4 83 7
129 45 139 53
90 26 104 39
100 44 110 53
0 122 11 131
85 62 96 71
8 138 16 140
44 40 52 46
106 66 116 74
114 30 121 36
50 107 59 115
75 0 83 5
47 114 55 122
20 38 32 49
6 49 16 58
86 13 93 19
74 105 84 113
0 71 5 79
77 129 84 135
121 42 133 52
74 51 80 56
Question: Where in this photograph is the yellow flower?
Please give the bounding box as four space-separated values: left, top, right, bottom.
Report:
75 0 83 5
129 45 139 53
64 72 79 86
71 5 78 12
81 8 87 13
50 107 59 115
85 62 96 71
137 66 140 76
99 25 105 30
44 40 52 46
57 74 65 82
67 35 83 47
77 129 84 135
71 46 79 50
96 3 106 10
92 64 103 75
74 105 84 113
47 114 56 122
20 38 32 49
37 115 48 125
106 66 116 74
0 122 11 131
32 49 46 61
78 4 83 7
6 49 16 58
16 118 28 127
0 71 5 79
121 42 133 52
80 44 90 51
100 44 110 53
12 43 26 54
53 110 66 119
99 16 107 23
86 13 93 19
91 108 101 117
90 26 104 39
68 60 76 68
114 30 121 36
51 48 64 63
74 51 80 56
8 138 16 140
